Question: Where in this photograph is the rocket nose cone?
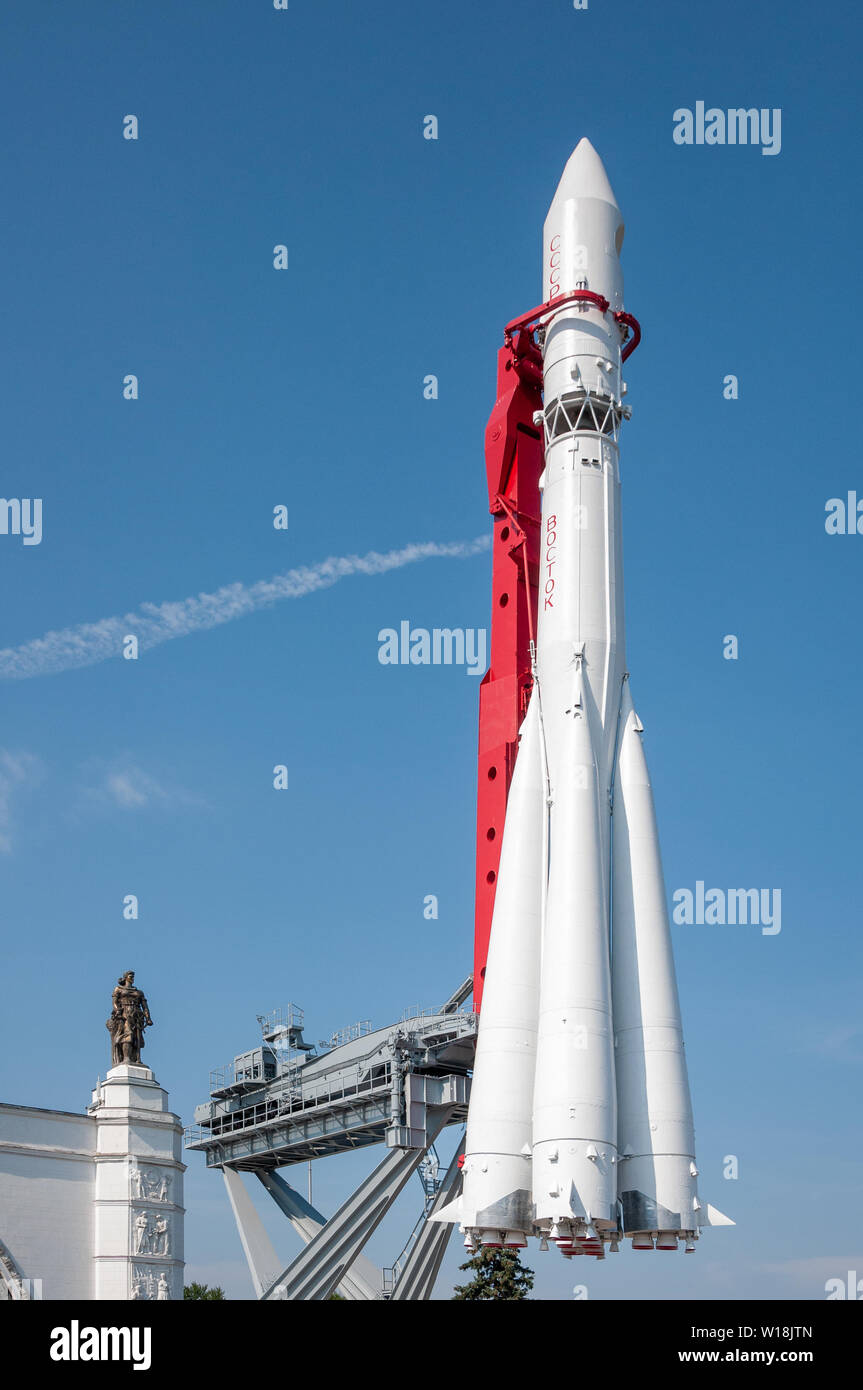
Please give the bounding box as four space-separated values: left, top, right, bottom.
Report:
550 138 621 213
543 139 625 304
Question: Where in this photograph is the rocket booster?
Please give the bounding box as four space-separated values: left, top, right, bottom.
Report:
435 141 732 1258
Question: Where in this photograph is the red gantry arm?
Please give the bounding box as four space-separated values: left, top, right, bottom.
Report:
473 329 543 1010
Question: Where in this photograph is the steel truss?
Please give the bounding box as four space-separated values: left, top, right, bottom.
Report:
189 993 475 1300
223 1110 465 1301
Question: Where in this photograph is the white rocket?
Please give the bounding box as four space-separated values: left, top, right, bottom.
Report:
435 140 732 1259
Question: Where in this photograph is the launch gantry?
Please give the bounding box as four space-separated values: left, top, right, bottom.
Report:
185 982 475 1300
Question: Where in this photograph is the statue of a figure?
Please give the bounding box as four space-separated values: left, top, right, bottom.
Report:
107 970 153 1067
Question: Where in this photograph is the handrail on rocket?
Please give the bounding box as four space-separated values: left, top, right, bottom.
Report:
504 288 642 364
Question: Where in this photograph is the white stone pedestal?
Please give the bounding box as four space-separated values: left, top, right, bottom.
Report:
87 1066 185 1301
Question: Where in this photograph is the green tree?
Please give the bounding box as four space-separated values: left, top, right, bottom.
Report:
452 1247 534 1300
183 1282 227 1300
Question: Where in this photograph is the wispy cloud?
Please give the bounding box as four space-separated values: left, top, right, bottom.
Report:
82 762 208 812
0 750 42 852
812 1025 863 1065
791 1019 863 1065
757 1255 863 1298
0 537 490 682
759 1256 863 1280
106 771 150 808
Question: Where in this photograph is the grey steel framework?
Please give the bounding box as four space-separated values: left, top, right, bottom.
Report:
186 980 476 1300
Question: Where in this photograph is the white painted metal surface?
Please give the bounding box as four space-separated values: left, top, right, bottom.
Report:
532 665 618 1235
611 685 698 1239
451 693 544 1240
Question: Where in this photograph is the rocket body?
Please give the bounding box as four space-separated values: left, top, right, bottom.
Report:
436 140 731 1259
529 145 628 1243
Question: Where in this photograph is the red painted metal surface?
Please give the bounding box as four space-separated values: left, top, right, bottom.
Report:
504 291 641 364
504 287 611 335
472 329 543 1011
614 310 641 362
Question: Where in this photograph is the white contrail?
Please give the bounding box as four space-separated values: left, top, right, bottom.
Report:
0 536 490 681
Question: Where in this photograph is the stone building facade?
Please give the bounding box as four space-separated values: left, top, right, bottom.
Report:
0 1064 184 1300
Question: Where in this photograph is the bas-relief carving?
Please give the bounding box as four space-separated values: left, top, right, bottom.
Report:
131 1267 172 1301
130 1165 173 1203
132 1209 171 1257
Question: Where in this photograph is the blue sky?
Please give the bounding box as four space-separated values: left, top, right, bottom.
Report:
0 0 860 1300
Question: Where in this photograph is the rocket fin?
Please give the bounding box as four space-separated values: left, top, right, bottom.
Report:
700 1203 736 1228
428 1193 464 1226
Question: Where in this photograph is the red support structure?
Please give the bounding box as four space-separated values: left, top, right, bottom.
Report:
473 329 544 1010
472 302 640 1009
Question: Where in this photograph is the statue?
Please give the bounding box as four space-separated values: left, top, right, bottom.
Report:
107 970 153 1067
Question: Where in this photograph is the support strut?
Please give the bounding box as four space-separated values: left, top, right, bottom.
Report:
389 1135 465 1301
260 1108 454 1301
256 1170 381 1300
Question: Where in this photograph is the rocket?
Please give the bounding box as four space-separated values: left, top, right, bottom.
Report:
434 140 732 1259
